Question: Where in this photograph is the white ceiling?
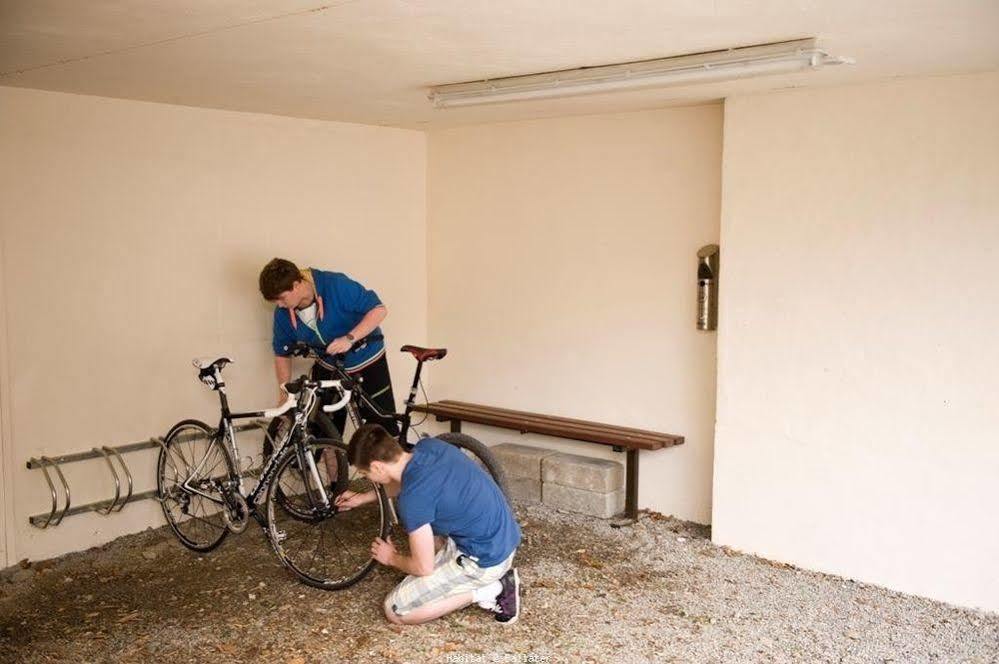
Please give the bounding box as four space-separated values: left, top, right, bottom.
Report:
1 1 997 129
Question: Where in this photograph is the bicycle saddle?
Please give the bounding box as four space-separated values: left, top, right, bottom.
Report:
400 345 447 362
192 356 233 371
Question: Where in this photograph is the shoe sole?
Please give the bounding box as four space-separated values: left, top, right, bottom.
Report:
497 568 520 625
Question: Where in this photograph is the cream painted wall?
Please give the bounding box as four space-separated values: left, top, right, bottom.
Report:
714 72 999 612
427 107 722 524
0 258 9 567
0 87 426 563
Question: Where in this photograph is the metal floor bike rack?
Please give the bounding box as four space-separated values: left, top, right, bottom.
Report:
25 420 271 528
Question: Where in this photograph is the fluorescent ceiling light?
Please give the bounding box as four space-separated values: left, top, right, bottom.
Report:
429 38 853 108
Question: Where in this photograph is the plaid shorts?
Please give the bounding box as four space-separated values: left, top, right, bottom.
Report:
387 538 514 616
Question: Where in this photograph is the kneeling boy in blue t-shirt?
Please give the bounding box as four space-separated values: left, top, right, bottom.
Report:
336 423 521 625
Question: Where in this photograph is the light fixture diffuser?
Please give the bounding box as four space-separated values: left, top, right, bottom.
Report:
429 38 853 108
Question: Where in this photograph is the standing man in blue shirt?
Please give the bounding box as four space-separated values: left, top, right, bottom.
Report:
337 424 522 625
258 258 398 436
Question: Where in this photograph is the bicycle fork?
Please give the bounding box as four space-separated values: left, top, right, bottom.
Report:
299 446 332 510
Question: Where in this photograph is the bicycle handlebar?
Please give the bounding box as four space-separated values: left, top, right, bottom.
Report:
266 375 352 418
283 333 384 362
262 395 297 419
279 332 403 424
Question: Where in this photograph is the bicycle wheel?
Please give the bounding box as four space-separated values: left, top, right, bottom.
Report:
436 432 510 501
157 419 235 552
266 437 389 590
264 414 344 521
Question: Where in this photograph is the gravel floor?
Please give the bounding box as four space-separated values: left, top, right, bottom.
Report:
1 502 997 663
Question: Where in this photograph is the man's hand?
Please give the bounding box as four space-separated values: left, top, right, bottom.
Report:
375 525 434 576
326 336 353 355
371 537 397 566
335 489 376 511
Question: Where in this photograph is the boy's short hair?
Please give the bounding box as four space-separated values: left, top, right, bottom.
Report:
259 258 302 300
348 423 403 469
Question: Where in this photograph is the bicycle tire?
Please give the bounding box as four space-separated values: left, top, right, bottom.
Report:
435 432 510 502
266 437 390 590
157 419 235 553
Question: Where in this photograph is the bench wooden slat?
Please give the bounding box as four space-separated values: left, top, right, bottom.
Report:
429 402 675 449
438 400 683 447
411 401 683 451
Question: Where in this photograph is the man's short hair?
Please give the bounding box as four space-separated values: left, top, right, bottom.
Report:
259 258 302 300
349 423 403 470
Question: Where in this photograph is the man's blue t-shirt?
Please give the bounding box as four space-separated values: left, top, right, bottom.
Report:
271 268 385 372
398 438 521 568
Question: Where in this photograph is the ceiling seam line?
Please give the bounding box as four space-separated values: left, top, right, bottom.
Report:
0 0 362 79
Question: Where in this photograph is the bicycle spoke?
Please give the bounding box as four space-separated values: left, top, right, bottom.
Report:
161 448 186 479
200 447 225 478
306 523 326 574
329 522 357 570
185 510 226 532
175 434 200 472
289 526 309 557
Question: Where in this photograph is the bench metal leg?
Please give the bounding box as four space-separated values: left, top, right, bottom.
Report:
450 419 462 433
611 449 639 528
625 448 639 519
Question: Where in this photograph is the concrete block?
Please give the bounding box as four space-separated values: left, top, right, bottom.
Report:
542 453 623 492
491 443 559 480
506 477 542 503
542 482 624 519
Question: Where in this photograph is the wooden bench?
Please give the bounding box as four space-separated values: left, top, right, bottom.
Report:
410 400 684 521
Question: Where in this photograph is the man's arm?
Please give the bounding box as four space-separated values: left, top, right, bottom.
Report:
271 307 296 404
335 489 375 510
351 304 387 340
274 355 292 405
371 524 435 577
326 305 388 355
335 480 399 511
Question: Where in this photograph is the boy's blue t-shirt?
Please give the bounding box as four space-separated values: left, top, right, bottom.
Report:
271 268 385 372
398 438 521 567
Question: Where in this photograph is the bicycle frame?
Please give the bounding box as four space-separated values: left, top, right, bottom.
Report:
316 353 426 448
182 373 335 519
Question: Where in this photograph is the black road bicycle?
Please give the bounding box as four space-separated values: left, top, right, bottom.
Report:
158 336 506 590
276 336 508 497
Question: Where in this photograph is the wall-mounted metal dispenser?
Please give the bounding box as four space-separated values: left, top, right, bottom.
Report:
697 244 719 331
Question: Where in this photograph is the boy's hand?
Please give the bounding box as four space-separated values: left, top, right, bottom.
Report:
326 337 353 355
335 490 374 511
371 537 397 566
